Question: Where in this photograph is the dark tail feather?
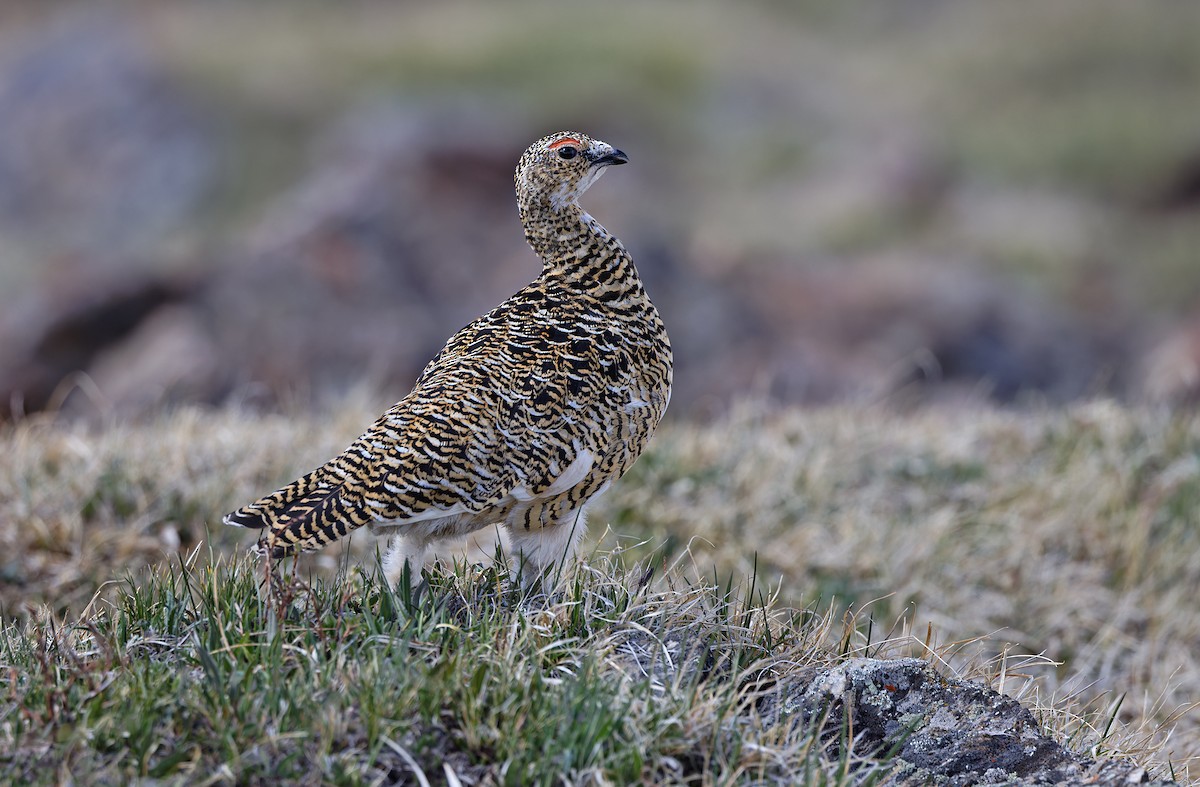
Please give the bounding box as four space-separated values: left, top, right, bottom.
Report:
223 470 323 529
224 469 371 557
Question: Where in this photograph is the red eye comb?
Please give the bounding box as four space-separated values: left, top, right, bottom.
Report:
548 137 582 150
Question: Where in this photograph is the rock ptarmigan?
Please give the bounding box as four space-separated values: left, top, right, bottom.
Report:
224 131 672 585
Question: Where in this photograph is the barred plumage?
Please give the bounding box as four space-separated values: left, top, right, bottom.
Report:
224 132 672 583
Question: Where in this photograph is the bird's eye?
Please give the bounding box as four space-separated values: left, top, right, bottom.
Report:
556 146 578 160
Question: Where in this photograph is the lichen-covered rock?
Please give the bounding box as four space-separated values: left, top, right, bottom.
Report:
761 658 1175 786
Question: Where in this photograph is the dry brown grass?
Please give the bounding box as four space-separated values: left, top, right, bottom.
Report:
1 395 1197 779
610 399 1200 779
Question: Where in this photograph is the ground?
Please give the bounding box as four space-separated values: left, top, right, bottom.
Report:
1 397 1196 782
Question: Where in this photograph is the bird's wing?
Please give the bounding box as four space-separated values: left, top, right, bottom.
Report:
348 295 610 522
227 291 612 556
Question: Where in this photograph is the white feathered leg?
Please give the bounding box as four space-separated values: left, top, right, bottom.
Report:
504 508 588 588
383 535 428 589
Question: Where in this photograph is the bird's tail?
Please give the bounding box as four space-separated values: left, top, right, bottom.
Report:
223 468 371 557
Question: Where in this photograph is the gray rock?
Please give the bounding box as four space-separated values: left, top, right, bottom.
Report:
760 658 1175 786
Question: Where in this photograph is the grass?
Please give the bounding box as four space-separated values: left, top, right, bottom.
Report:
1 396 1198 782
2 546 909 784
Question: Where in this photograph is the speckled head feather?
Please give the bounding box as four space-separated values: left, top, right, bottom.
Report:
225 130 672 586
516 131 628 213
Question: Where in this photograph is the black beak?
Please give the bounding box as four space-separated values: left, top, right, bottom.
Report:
591 148 629 167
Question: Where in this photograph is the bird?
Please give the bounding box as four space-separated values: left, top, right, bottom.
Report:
224 131 673 586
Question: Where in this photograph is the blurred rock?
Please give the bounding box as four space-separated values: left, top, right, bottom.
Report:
0 10 213 255
1148 146 1200 212
0 273 194 418
725 254 1114 405
84 305 223 416
1142 309 1200 405
755 658 1176 786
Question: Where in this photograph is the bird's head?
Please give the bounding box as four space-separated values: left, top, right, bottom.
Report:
516 131 628 213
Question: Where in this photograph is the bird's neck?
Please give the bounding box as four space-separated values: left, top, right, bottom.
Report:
521 200 642 295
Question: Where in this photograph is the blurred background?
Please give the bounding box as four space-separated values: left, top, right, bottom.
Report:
2 0 1200 421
